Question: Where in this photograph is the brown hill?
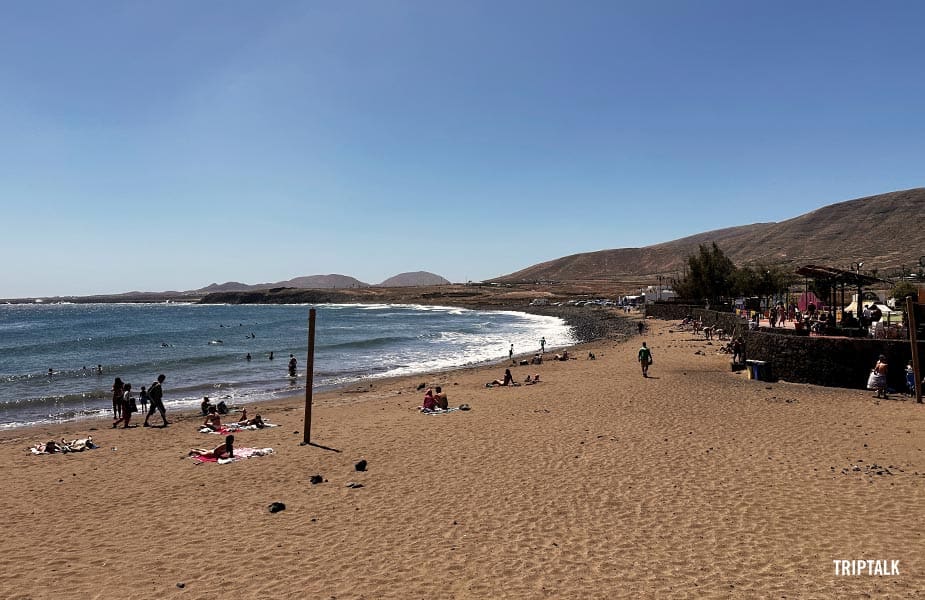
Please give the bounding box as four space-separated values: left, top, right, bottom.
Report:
495 188 925 282
378 271 451 287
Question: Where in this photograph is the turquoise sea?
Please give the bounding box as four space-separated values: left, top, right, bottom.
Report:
0 302 572 428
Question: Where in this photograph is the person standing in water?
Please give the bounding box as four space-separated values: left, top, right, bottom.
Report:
288 354 297 377
509 344 514 362
540 337 546 353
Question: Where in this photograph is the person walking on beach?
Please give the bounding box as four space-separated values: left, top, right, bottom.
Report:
113 383 135 428
111 377 124 420
143 374 169 427
540 337 546 353
638 342 653 378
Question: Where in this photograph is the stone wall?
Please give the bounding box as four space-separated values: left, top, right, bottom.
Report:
645 304 923 391
743 330 923 391
644 303 747 337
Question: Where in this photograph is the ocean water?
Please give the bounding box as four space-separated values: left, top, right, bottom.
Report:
0 303 572 429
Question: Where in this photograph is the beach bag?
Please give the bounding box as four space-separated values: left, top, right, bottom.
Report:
866 371 880 390
129 397 138 413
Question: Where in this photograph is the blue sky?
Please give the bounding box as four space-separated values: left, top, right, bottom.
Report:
2 1 923 297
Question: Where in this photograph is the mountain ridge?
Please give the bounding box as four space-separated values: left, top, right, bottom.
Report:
494 188 925 282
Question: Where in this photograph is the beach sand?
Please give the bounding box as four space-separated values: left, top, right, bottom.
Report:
1 317 922 599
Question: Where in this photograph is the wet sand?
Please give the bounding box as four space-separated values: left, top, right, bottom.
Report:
1 317 922 599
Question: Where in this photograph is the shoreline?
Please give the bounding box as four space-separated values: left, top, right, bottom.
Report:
0 302 628 433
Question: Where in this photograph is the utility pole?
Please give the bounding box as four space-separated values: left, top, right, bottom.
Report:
302 308 316 444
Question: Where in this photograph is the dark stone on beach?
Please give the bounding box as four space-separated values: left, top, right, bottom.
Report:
268 502 286 513
176 582 185 589
309 475 324 484
417 382 426 390
355 459 367 472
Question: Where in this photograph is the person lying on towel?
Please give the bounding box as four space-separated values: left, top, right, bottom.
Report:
189 435 234 459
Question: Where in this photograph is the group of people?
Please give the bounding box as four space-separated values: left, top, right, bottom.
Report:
202 405 265 431
111 374 169 429
869 355 925 399
421 386 450 411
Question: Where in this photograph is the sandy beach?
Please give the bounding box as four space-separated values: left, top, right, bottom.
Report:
1 316 922 599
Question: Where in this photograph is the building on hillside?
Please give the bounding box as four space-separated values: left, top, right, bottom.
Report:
643 286 677 303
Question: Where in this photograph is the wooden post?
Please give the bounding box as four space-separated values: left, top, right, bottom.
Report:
303 308 316 443
906 297 922 403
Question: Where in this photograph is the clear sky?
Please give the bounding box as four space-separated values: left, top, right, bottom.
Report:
2 1 923 297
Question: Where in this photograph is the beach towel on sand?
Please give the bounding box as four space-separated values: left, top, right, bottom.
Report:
419 407 461 415
191 447 275 464
198 423 278 434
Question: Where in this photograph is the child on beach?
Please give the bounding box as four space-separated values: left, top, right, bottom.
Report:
138 386 149 414
905 360 916 396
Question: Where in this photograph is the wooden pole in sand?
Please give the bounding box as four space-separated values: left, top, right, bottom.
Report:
303 308 316 443
906 297 922 403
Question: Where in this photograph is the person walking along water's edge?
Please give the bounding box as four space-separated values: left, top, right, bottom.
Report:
143 374 169 427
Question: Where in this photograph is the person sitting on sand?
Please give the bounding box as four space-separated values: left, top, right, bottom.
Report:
530 353 543 365
487 369 517 387
422 388 437 411
524 374 541 385
189 435 234 459
202 405 222 431
201 397 213 415
554 350 570 361
434 386 448 410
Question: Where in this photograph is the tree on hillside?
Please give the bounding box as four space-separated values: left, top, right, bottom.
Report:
674 243 737 305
